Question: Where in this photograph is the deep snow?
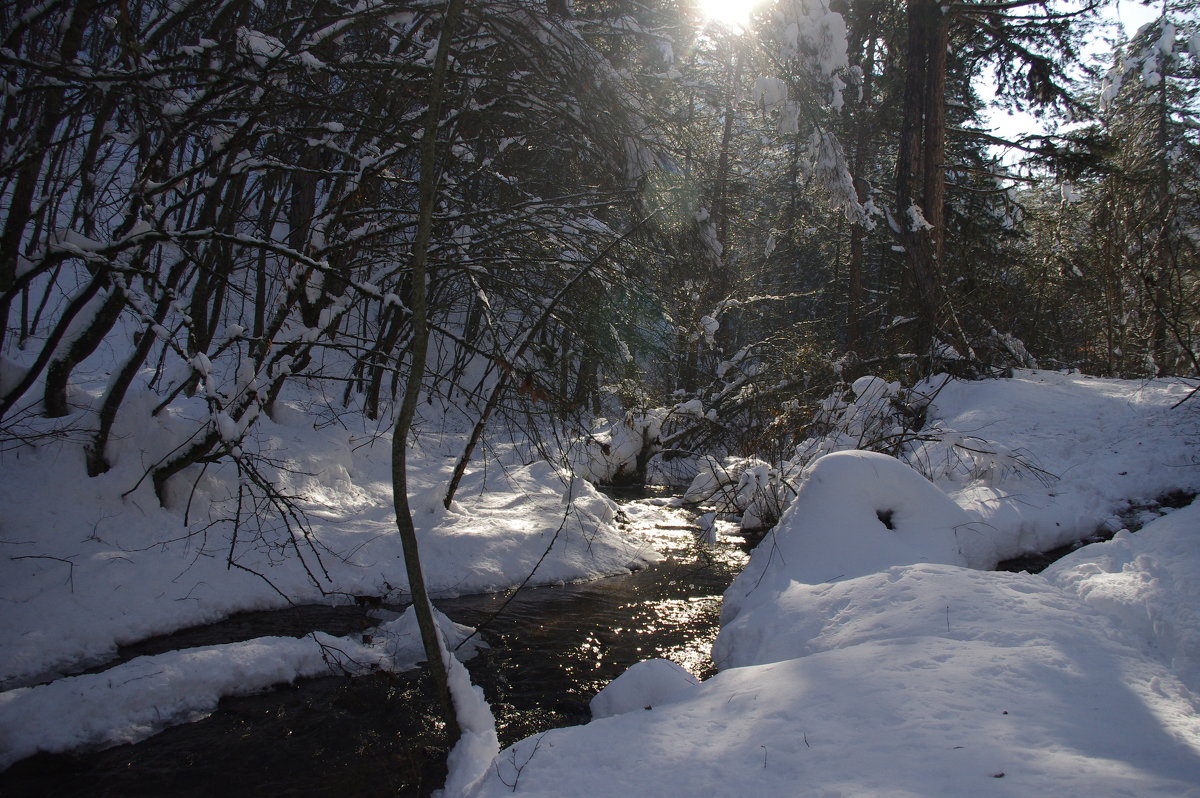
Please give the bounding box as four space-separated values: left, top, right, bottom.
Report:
461 370 1200 797
2 369 1200 793
0 421 654 692
0 387 655 767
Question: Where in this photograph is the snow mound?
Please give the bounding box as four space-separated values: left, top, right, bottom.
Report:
1046 502 1200 690
589 658 700 720
723 450 978 625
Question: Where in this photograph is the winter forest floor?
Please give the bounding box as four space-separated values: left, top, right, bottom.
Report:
2 369 1200 796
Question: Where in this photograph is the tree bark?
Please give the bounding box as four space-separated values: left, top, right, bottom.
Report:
895 0 964 364
392 0 467 748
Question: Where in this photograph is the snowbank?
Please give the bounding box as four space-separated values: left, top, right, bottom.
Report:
921 370 1200 560
1046 502 1200 690
0 606 479 768
468 562 1200 797
0 410 656 691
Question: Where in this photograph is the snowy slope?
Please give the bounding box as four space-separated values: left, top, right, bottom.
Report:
0 412 655 691
921 370 1199 561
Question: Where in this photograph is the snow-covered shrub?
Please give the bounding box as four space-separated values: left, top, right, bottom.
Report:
787 373 1051 488
683 373 1055 538
793 375 913 463
644 451 702 488
907 431 1054 487
681 455 736 503
574 397 732 486
680 455 796 533
975 327 1039 370
572 409 668 484
737 463 794 531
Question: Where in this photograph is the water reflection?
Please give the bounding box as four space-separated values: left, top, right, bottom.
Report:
0 496 747 797
446 498 747 746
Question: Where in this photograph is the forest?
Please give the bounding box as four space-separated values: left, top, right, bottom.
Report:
1 0 1200 795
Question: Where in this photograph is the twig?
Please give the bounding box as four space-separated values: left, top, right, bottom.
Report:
11 555 76 593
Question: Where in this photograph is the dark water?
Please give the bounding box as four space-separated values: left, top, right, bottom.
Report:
994 490 1197 574
0 498 746 797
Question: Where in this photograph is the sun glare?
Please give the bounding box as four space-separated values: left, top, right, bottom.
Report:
697 0 754 31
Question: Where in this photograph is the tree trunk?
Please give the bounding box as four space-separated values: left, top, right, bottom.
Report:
0 271 107 421
0 0 98 353
922 8 948 268
895 0 965 364
43 287 125 418
392 0 467 749
845 28 878 353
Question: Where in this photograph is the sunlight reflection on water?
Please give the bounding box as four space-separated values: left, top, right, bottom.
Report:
1 493 750 797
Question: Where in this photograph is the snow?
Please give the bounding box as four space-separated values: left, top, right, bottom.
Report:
571 409 667 484
471 560 1200 797
588 658 699 719
0 606 478 768
1046 502 1200 691
440 612 500 797
721 450 974 608
4 368 1200 792
752 76 789 108
0 391 656 762
922 371 1199 562
0 423 654 690
671 398 704 417
460 371 1200 797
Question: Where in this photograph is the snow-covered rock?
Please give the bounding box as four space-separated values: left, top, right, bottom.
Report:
589 658 700 719
572 409 667 484
723 450 978 626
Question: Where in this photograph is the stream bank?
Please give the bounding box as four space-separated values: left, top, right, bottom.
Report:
0 494 744 797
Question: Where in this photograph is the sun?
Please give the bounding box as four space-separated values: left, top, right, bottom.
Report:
697 0 756 31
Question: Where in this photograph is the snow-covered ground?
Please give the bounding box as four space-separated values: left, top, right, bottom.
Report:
459 370 1200 797
0 606 480 769
0 389 655 765
0 412 654 687
3 369 1200 790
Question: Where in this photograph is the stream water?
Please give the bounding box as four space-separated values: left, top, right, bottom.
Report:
10 487 1177 796
1 492 747 797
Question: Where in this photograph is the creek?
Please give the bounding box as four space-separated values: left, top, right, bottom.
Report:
0 490 746 797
